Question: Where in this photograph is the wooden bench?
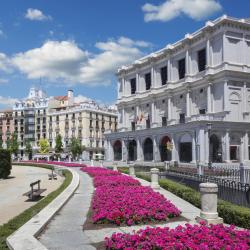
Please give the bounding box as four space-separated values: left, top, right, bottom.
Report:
48 167 57 180
23 180 46 200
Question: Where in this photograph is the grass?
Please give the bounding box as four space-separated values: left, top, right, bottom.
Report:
0 163 73 249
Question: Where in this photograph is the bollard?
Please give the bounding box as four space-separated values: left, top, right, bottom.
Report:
197 164 204 175
240 163 250 184
113 164 118 171
150 168 160 189
196 183 223 224
129 164 136 178
165 161 170 171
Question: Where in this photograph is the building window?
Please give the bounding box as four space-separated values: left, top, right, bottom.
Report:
179 113 185 124
131 121 135 131
198 48 206 72
162 117 167 126
199 109 206 114
145 73 151 90
146 118 150 129
56 116 59 122
178 58 186 79
161 66 168 85
130 78 136 94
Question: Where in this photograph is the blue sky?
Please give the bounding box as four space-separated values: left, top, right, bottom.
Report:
0 0 249 108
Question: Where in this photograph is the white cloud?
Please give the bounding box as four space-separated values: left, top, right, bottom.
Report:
0 78 9 83
74 94 92 103
11 37 149 85
142 0 222 22
0 96 18 106
25 8 52 21
0 53 11 72
0 30 4 37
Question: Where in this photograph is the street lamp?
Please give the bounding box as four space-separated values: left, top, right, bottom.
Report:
207 123 212 168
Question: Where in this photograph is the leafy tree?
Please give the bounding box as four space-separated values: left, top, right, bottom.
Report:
55 134 63 153
69 137 84 160
38 138 50 154
0 136 3 149
25 140 33 160
9 132 19 156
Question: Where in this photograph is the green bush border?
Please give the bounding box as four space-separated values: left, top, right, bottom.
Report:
134 172 250 229
0 163 73 249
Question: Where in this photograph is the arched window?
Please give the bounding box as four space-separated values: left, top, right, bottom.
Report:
159 136 172 162
210 134 222 163
179 133 192 163
128 140 137 161
113 140 122 161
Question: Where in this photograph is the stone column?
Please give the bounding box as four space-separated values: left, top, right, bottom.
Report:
192 133 196 163
185 49 190 75
150 168 160 189
90 159 94 166
206 39 211 67
196 183 223 224
207 83 212 113
122 108 125 129
151 100 158 128
122 78 125 97
243 82 247 113
223 80 229 112
186 90 191 118
153 136 159 162
122 140 127 162
167 96 172 122
171 134 177 162
129 164 136 178
136 73 140 93
244 132 249 161
136 138 142 161
151 66 155 88
167 59 171 82
240 136 244 163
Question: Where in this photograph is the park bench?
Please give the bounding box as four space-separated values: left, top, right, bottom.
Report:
23 180 46 200
48 167 57 180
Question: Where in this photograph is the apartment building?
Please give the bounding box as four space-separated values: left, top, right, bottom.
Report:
47 90 117 160
0 110 14 149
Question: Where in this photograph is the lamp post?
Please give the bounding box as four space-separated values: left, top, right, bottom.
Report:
207 123 212 168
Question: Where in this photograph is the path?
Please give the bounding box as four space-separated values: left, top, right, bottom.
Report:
0 165 64 225
39 168 200 249
39 168 95 250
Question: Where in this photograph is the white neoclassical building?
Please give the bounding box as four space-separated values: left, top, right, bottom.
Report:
105 16 250 165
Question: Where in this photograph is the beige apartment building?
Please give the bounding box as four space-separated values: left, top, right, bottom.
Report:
47 90 117 160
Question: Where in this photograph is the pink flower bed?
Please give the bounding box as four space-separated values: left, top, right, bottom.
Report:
81 167 121 177
21 160 87 168
81 167 181 226
94 175 140 188
105 223 250 250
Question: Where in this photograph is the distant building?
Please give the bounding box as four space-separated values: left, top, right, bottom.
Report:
47 90 118 160
13 87 49 157
0 110 14 149
105 16 250 164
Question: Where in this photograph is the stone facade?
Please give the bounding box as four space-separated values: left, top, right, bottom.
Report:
105 16 250 165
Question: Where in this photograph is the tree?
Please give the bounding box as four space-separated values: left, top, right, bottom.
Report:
55 134 63 153
39 138 50 154
25 140 33 160
69 137 84 160
9 132 19 156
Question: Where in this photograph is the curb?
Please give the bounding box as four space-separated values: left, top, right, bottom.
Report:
6 166 80 250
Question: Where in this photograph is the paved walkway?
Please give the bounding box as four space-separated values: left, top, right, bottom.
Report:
39 168 200 249
0 165 64 225
39 169 95 250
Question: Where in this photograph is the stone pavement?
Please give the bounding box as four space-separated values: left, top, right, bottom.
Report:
0 165 64 225
39 167 200 249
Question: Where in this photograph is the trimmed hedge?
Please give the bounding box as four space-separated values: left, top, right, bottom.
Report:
136 173 250 229
0 149 12 179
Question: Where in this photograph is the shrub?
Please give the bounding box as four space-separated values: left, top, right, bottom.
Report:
0 149 11 179
136 173 250 229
